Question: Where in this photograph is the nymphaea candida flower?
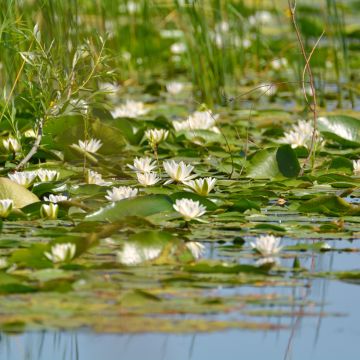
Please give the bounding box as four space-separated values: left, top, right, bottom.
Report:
136 172 160 187
185 242 205 259
85 170 111 186
145 129 169 149
43 194 69 203
116 242 162 266
36 169 60 182
280 119 322 149
173 111 220 134
76 138 102 153
8 171 37 188
45 243 76 264
111 100 149 118
40 203 59 220
0 199 13 218
105 186 138 202
127 157 156 173
166 81 184 95
163 160 196 185
173 198 206 222
185 177 217 196
3 137 21 153
250 235 283 257
353 160 360 175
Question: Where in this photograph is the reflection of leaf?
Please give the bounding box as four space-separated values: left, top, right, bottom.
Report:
86 195 173 221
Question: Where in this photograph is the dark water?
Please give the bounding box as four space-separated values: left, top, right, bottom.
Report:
1 277 359 360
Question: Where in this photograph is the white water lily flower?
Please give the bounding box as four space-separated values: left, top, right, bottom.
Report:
44 243 76 263
163 160 196 185
173 198 206 221
116 243 162 266
145 129 169 148
85 170 112 186
40 203 58 220
271 58 288 70
77 138 102 153
43 194 69 203
105 186 138 202
173 111 220 134
185 242 205 259
8 171 37 188
136 172 160 186
0 199 13 218
250 235 283 256
99 82 120 98
184 177 217 196
36 169 60 182
280 119 322 149
3 137 21 153
166 81 184 95
249 11 273 26
171 42 186 54
353 160 360 175
127 157 156 173
111 100 149 118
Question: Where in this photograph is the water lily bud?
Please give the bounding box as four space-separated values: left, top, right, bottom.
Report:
0 199 13 218
40 203 59 220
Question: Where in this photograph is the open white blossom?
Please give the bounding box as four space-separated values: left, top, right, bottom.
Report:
280 120 322 149
40 203 59 220
163 160 196 185
171 42 186 54
271 58 288 70
184 177 217 196
186 242 205 259
136 172 160 186
85 170 111 186
105 186 138 202
44 243 76 263
166 81 184 95
248 11 273 26
173 111 220 134
111 100 149 118
36 169 60 182
127 157 156 173
43 194 69 203
173 198 206 221
99 82 120 98
145 129 169 148
250 235 283 256
77 138 102 153
116 243 162 266
353 160 360 175
3 137 21 153
8 171 37 188
0 199 13 218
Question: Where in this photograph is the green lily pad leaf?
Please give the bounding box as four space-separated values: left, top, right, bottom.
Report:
10 244 51 269
170 192 217 211
30 269 73 282
318 115 360 146
276 145 300 177
228 198 261 212
86 195 174 221
120 289 162 306
184 261 268 274
298 195 360 216
0 178 39 208
247 148 279 179
285 241 329 252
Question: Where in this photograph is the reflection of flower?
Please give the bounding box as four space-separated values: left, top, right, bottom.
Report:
116 243 161 265
45 243 76 263
0 199 13 218
40 203 59 220
163 160 196 184
186 242 205 259
36 169 60 182
105 186 138 202
8 171 37 188
111 100 149 118
43 194 69 203
185 177 217 196
250 235 282 256
77 138 102 153
136 172 160 186
166 82 184 95
173 198 206 221
145 129 169 148
127 157 156 173
173 111 220 134
3 137 21 153
255 257 280 267
353 160 360 175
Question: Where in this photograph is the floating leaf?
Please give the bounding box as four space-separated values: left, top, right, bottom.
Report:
0 178 39 208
